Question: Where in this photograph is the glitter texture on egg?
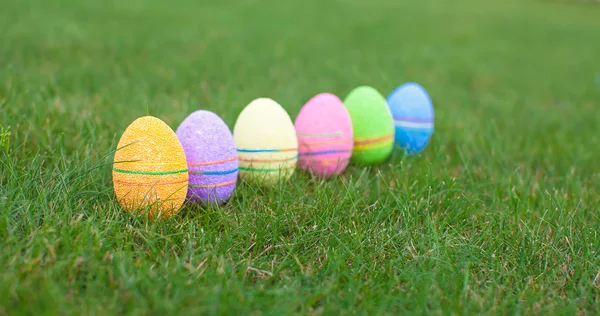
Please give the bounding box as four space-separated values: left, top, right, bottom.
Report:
233 98 298 185
112 116 189 219
343 86 395 165
176 110 238 204
294 93 353 178
387 82 434 155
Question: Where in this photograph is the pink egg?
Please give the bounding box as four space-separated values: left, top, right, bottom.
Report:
294 93 354 178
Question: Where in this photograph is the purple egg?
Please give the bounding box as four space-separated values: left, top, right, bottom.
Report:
175 110 238 205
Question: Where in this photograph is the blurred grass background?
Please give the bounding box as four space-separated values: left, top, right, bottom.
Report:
0 0 599 314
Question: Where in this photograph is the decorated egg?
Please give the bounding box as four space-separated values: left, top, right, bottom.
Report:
112 116 189 219
343 86 394 165
175 110 238 205
233 98 298 185
387 82 434 155
294 93 353 178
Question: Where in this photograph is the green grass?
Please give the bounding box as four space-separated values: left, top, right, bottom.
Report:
1 0 600 314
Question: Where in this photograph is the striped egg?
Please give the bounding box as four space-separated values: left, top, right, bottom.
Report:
294 93 353 178
387 82 434 155
176 110 238 205
233 98 298 185
112 116 188 219
343 86 395 165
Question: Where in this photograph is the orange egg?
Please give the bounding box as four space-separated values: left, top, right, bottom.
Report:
112 116 188 219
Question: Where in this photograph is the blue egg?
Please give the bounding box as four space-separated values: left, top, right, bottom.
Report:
386 82 434 155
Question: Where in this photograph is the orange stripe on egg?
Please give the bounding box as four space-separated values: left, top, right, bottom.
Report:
302 157 350 162
113 160 188 167
238 155 298 163
296 132 342 137
298 138 354 146
353 139 393 151
113 179 189 187
354 134 394 146
188 156 238 167
189 179 237 189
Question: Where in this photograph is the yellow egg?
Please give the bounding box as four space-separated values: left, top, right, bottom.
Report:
233 98 298 185
112 116 188 219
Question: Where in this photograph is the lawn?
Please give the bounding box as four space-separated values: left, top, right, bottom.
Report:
1 0 599 314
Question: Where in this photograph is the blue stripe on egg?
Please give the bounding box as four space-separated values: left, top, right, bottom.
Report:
387 82 434 155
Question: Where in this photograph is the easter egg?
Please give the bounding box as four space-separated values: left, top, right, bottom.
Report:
294 93 353 178
112 116 188 219
233 98 298 185
175 110 238 205
387 82 434 155
343 86 394 165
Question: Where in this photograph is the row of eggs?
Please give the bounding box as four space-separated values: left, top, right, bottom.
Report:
112 83 434 219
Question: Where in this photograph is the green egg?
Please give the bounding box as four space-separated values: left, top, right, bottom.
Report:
343 85 395 165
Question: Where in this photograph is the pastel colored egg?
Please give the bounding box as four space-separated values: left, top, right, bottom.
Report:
343 86 395 165
233 98 298 185
112 116 189 220
294 93 353 178
387 82 434 155
175 110 238 205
